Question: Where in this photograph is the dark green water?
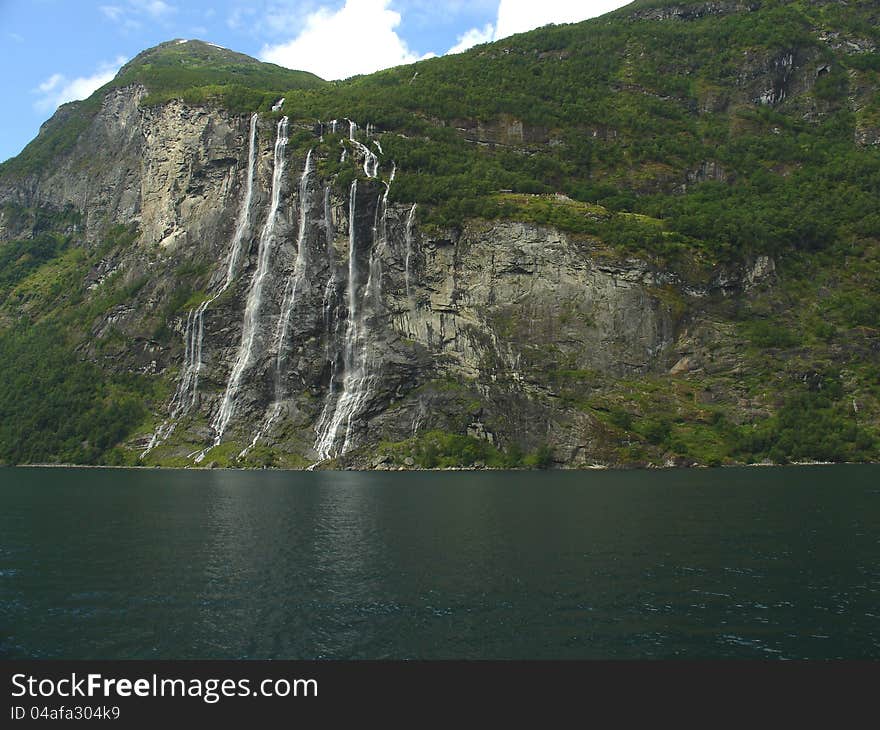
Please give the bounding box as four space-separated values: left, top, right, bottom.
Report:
1 465 878 659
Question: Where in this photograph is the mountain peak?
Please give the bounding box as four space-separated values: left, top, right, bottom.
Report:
120 38 267 73
108 39 326 107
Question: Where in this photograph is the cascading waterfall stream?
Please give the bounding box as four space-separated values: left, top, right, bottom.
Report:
314 180 361 460
242 149 316 455
318 185 341 443
207 116 289 453
143 112 414 465
341 182 391 452
313 163 393 461
321 186 338 345
141 112 259 458
272 148 315 392
222 113 261 285
189 111 261 397
404 204 417 302
365 173 392 299
346 118 379 178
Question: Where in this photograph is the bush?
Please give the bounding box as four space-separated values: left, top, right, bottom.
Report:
639 418 672 446
734 386 875 464
524 444 554 469
743 320 801 348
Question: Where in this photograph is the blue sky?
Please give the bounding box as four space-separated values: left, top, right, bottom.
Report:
0 1 629 163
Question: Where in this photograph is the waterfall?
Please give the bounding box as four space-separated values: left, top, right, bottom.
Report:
345 118 379 178
373 177 392 270
178 112 260 404
241 149 316 457
320 183 343 424
314 171 392 460
362 183 388 323
188 300 208 403
175 308 197 411
314 180 361 459
404 204 417 301
321 186 338 335
210 116 289 449
183 111 260 402
140 112 259 459
223 113 260 285
350 139 378 178
142 108 422 465
359 143 379 178
272 148 314 394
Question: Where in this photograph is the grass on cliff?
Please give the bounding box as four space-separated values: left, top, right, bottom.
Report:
0 215 164 466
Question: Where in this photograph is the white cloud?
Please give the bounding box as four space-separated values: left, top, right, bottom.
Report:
131 0 174 18
226 7 255 30
33 56 128 114
248 0 632 77
262 7 307 35
260 0 429 80
228 2 333 37
449 0 628 55
37 74 64 95
494 0 626 39
447 22 495 55
100 0 176 30
100 5 124 21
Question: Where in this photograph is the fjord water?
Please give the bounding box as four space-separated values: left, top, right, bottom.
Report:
1 466 878 660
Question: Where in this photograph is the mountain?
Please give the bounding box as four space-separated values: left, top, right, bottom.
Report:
0 2 878 469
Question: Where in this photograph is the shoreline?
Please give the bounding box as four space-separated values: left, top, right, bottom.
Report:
8 460 864 473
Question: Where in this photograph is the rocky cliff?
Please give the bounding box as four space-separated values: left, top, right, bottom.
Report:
0 83 776 468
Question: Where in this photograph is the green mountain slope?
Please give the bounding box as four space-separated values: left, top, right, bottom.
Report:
283 0 880 262
0 0 878 467
115 39 326 105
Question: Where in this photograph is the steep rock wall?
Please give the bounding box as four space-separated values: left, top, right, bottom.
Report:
0 87 769 467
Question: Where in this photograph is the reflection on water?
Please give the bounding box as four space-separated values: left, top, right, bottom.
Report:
1 465 878 659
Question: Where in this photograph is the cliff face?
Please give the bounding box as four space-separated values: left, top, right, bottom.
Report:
0 83 772 468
